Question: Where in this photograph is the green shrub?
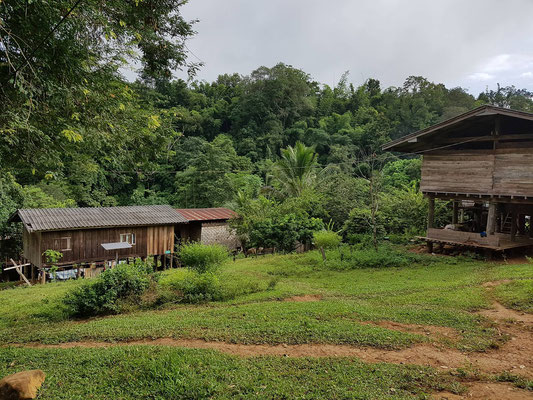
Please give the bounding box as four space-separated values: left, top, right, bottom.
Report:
169 271 221 303
161 269 264 304
64 259 154 317
0 281 18 291
322 244 446 270
346 234 374 248
248 214 324 253
313 230 342 250
179 243 229 274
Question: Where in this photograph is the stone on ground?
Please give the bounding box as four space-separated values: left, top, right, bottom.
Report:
0 370 46 400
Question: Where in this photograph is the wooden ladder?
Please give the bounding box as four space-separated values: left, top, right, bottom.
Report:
500 213 512 234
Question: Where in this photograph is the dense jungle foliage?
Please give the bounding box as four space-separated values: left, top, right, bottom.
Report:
1 1 533 259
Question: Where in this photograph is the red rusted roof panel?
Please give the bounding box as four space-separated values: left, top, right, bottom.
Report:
176 208 237 221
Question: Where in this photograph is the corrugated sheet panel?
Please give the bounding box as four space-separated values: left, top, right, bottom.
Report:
176 208 237 221
15 205 188 233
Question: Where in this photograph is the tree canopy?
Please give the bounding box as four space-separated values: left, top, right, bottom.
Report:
1 2 533 257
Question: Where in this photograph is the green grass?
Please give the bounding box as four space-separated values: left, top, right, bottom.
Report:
1 247 532 398
0 346 462 399
493 279 533 313
0 249 531 351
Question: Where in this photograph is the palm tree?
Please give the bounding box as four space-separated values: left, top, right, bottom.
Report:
270 142 325 197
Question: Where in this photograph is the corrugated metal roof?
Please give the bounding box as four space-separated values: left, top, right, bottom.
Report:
11 205 188 233
382 105 533 152
176 208 237 221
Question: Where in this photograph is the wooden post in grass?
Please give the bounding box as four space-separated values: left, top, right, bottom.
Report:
452 201 459 225
320 247 326 262
487 201 497 235
9 259 31 287
511 211 517 241
427 196 435 230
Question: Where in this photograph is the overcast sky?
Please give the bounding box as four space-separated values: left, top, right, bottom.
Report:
169 0 533 95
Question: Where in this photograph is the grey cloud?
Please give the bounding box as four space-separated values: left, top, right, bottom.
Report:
177 0 533 94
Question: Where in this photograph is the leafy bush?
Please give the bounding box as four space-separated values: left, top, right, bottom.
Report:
248 214 324 252
161 270 263 304
346 233 375 247
169 271 222 303
64 259 154 317
343 207 385 236
322 245 445 270
179 243 229 273
313 230 342 250
0 281 18 291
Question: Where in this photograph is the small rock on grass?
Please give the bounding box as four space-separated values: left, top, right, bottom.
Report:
0 370 46 400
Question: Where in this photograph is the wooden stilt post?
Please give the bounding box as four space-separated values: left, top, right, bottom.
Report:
427 196 435 254
510 211 517 241
9 259 32 287
452 201 458 225
518 214 526 235
427 196 435 231
170 253 174 269
487 201 497 235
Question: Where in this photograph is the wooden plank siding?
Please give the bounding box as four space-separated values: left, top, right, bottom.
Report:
23 229 42 268
493 150 533 195
31 225 175 266
146 225 174 256
421 147 533 196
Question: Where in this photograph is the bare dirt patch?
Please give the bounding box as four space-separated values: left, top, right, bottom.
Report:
433 382 532 400
362 320 460 341
8 300 532 378
12 336 532 379
481 279 514 288
478 301 533 325
283 294 322 302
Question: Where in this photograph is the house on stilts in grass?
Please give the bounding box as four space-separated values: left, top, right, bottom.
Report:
6 205 240 283
383 105 533 255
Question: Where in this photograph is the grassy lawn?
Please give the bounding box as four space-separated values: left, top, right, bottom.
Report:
1 250 531 350
0 248 532 399
0 346 461 399
493 279 533 313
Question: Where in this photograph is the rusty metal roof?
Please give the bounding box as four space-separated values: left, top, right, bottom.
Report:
176 208 237 221
10 205 188 233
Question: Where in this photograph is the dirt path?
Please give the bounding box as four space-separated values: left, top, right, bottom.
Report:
13 321 532 379
7 283 533 398
433 383 533 400
8 290 532 379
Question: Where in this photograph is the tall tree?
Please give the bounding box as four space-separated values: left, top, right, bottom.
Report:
0 0 197 176
270 142 325 197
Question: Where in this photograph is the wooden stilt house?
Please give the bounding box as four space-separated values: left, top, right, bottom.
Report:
8 205 188 279
383 105 533 252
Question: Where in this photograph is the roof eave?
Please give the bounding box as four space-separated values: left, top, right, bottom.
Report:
382 105 533 153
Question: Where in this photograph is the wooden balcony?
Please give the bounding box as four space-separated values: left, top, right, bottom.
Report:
418 228 533 251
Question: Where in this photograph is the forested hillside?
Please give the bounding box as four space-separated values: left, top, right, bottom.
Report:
1 1 533 255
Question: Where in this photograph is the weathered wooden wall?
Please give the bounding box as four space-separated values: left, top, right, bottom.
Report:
28 225 176 266
493 148 533 195
23 229 42 267
146 225 174 256
421 147 533 196
39 227 149 265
